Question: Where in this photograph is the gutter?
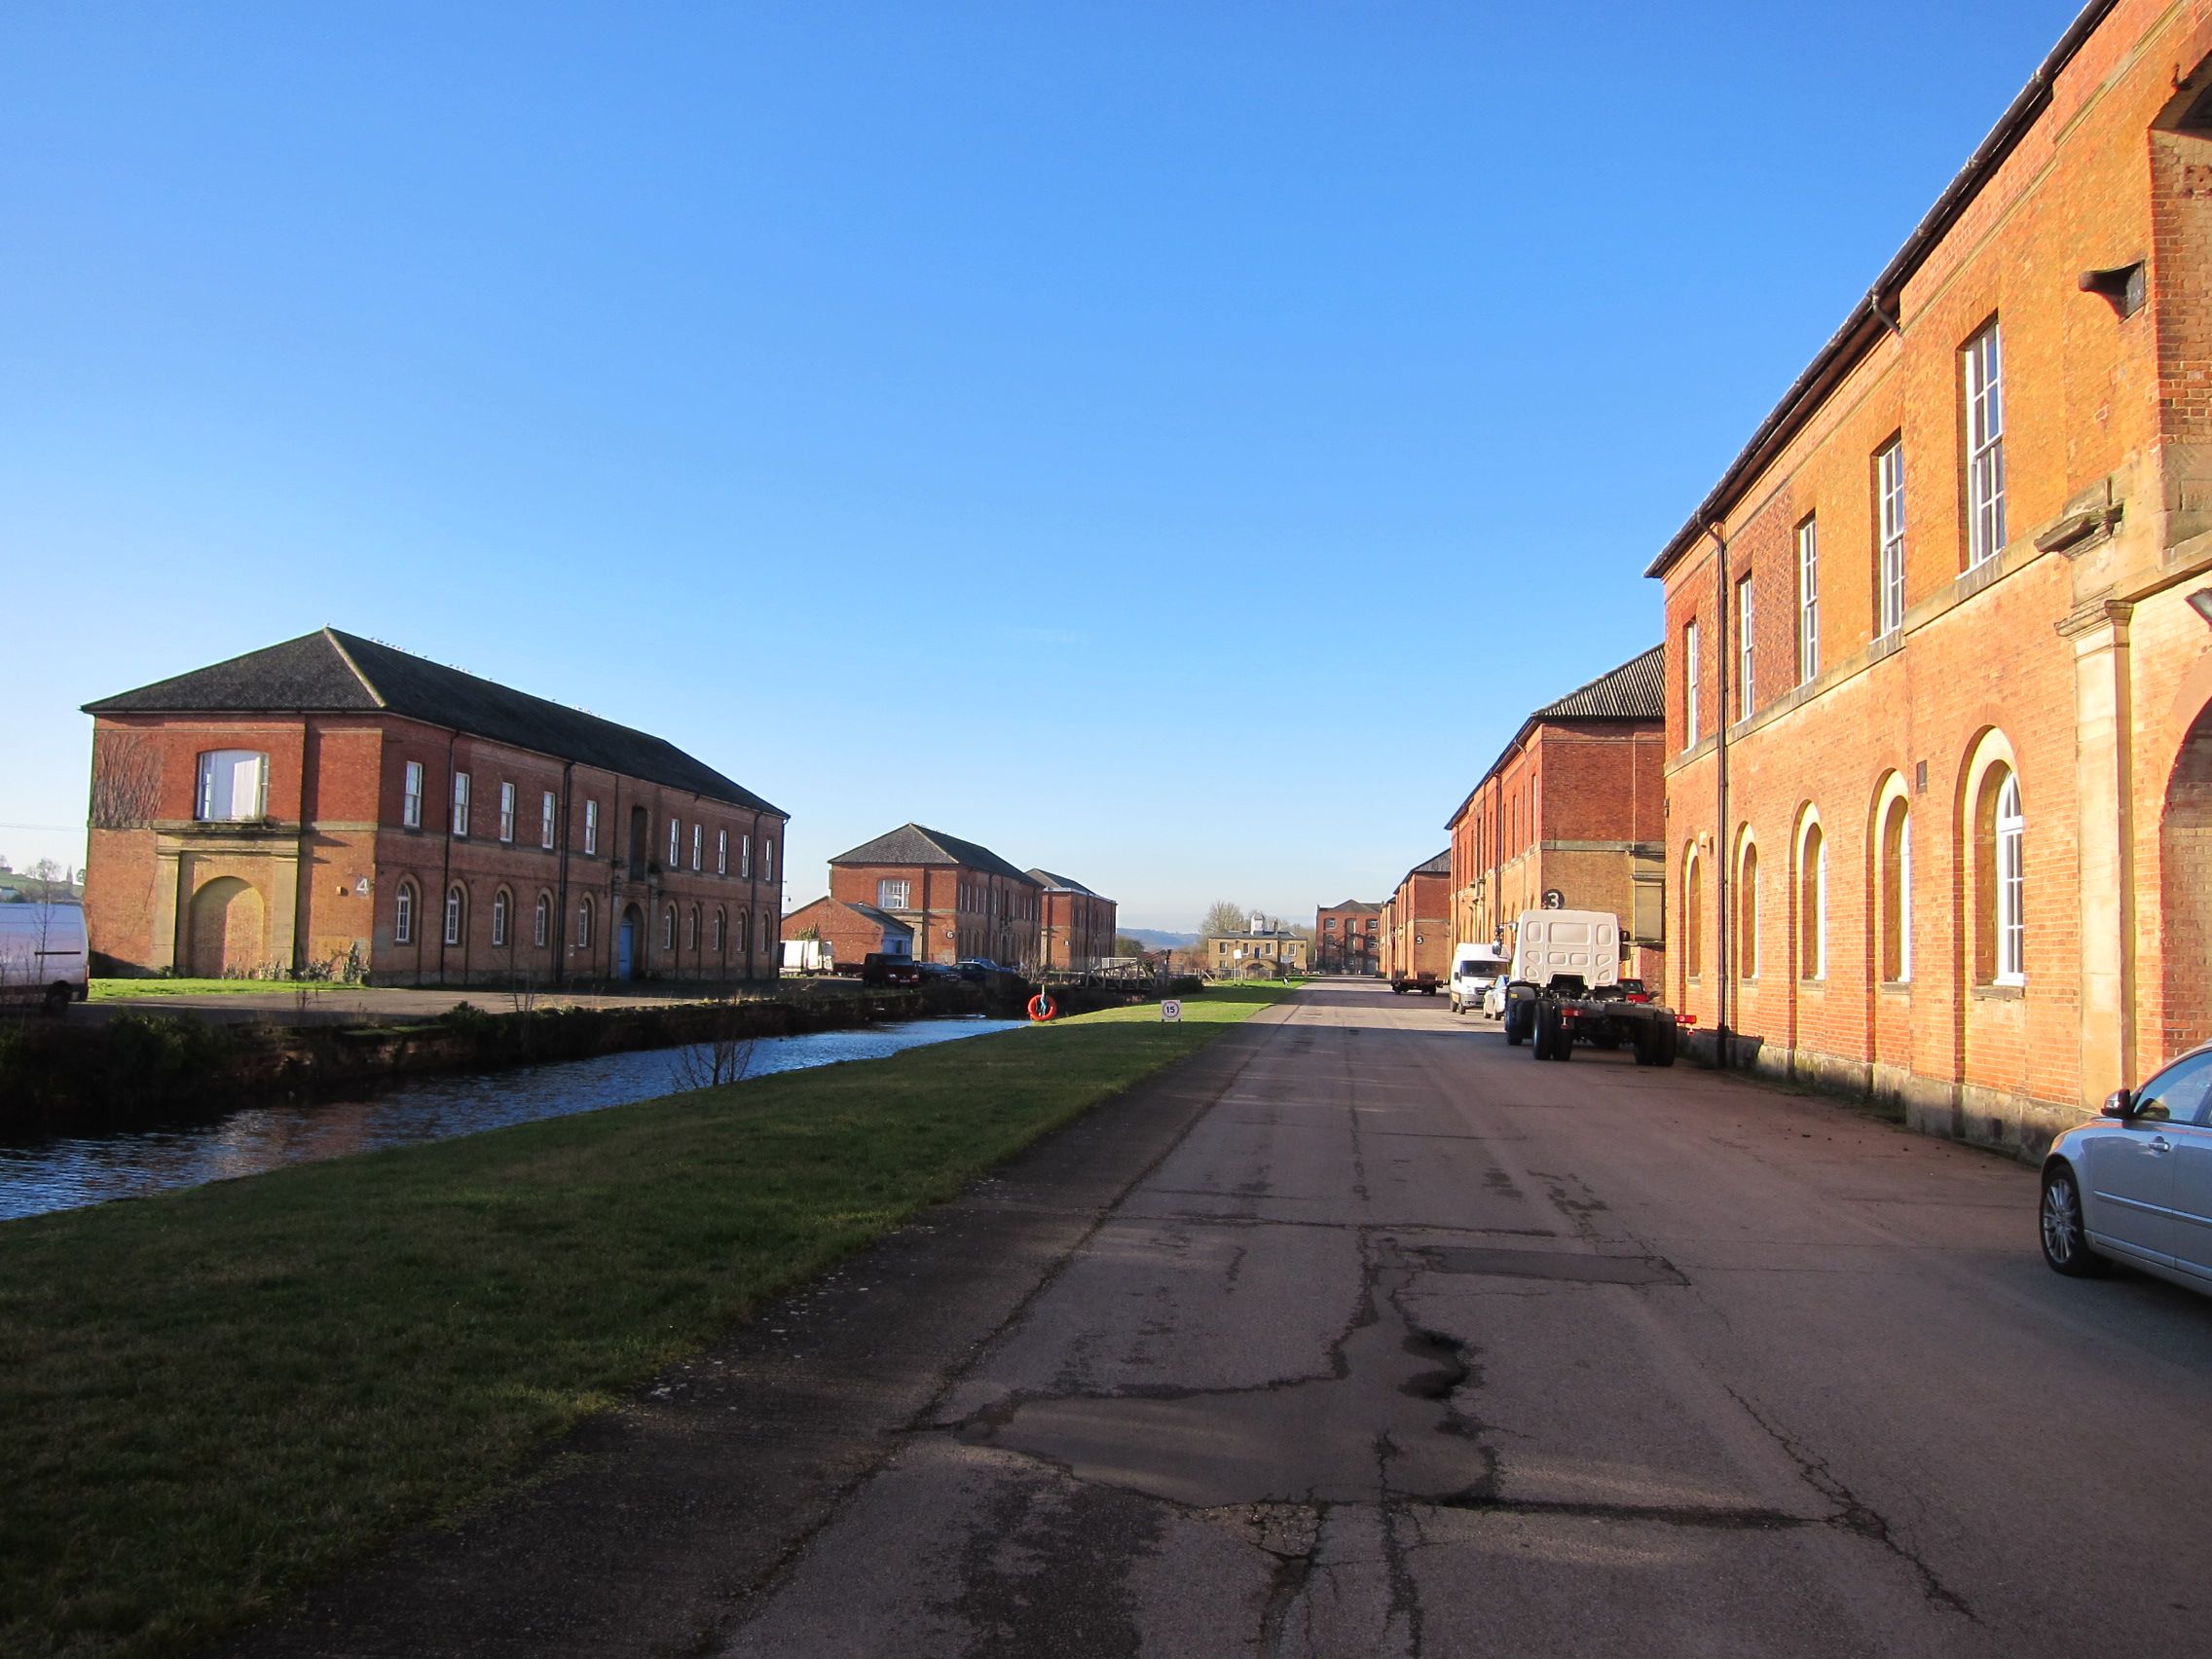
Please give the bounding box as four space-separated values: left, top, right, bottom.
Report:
1643 0 2118 581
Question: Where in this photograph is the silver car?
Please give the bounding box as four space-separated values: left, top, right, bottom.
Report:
2041 1042 2212 1288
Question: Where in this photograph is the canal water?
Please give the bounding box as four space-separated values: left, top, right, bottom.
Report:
0 1015 1030 1222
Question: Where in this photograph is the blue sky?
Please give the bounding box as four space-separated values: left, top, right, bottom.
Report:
1 0 2083 928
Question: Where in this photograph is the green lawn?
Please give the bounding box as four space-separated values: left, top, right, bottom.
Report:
88 978 387 1000
0 983 1294 1659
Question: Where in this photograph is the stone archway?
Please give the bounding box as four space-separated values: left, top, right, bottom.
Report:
188 876 264 978
2161 703 2212 1054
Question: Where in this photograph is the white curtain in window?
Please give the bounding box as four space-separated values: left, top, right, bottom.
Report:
198 751 267 821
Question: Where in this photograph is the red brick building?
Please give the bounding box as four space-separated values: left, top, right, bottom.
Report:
780 897 914 968
829 825 1042 969
82 628 788 986
1653 0 2212 1153
1028 868 1117 973
1378 854 1452 982
1315 901 1381 974
1444 648 1667 981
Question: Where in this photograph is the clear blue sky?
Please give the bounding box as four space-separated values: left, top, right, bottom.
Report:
1 0 2083 928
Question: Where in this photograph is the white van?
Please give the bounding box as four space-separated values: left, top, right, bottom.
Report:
1510 909 1620 992
0 899 91 1013
1447 942 1510 1017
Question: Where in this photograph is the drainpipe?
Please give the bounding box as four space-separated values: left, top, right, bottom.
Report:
1710 523 1731 1069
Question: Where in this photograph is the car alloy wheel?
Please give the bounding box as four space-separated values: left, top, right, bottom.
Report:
2040 1166 2106 1277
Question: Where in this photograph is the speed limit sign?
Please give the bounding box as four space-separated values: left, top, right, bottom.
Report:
1161 999 1184 1023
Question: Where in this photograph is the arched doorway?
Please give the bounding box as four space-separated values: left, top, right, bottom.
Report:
617 903 644 980
2162 703 2212 1053
188 877 264 978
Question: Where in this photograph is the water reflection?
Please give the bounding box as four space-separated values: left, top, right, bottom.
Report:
0 1017 1028 1221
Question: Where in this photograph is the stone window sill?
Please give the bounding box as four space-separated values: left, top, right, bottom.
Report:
1878 979 1912 995
1972 981 2025 1001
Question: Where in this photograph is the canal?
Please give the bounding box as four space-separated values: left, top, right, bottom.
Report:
0 1015 1030 1222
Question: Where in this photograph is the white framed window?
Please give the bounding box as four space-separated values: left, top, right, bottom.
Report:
1798 822 1826 979
492 889 510 946
196 750 269 823
691 823 703 870
741 834 753 878
764 836 775 881
684 907 697 950
453 771 471 837
534 893 550 947
1735 575 1755 719
584 798 599 856
402 760 424 829
712 909 724 952
577 896 594 948
540 791 557 850
1877 440 1906 635
668 818 681 868
1996 774 2025 983
394 882 416 944
498 782 516 843
1796 519 1819 684
1893 806 1913 982
1682 619 1700 751
717 830 728 875
662 905 676 950
1966 321 2006 567
879 878 910 909
444 884 464 945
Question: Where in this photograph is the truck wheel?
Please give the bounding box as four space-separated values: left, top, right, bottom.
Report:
1553 1014 1574 1061
1653 1019 1678 1068
1505 1006 1526 1046
1533 1003 1561 1060
44 982 71 1015
1632 1023 1656 1066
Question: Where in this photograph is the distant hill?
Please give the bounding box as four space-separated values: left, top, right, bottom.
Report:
1121 928 1197 950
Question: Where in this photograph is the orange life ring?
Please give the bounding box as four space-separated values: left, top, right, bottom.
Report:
1027 992 1057 1022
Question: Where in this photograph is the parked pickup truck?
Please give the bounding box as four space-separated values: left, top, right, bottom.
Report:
1390 971 1440 996
1498 909 1688 1065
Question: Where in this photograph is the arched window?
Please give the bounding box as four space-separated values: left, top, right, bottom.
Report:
712 908 725 954
492 889 510 948
1683 851 1703 979
684 905 698 951
662 905 676 950
577 895 594 948
1995 774 2025 984
1879 796 1911 982
1738 843 1759 979
395 880 417 945
444 884 465 947
534 892 551 949
1798 822 1825 979
736 908 751 959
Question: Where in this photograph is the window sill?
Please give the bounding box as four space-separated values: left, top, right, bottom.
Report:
1972 981 2025 1001
1878 979 1912 995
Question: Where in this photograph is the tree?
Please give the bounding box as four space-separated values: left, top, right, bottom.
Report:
1199 900 1250 940
1112 934 1148 957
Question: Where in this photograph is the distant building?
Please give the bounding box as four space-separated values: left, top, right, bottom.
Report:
82 628 787 985
1444 647 1666 983
1379 854 1452 982
1315 900 1381 975
829 824 1041 969
1203 916 1309 978
1028 868 1117 973
780 897 915 967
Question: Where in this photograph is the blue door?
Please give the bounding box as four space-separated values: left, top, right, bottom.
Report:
618 914 638 979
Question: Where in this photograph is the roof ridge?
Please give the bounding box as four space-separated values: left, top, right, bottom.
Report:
320 626 386 709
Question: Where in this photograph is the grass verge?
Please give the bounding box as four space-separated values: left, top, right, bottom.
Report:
88 979 386 1000
0 982 1294 1659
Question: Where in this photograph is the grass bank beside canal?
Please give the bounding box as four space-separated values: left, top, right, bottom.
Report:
0 982 1296 1659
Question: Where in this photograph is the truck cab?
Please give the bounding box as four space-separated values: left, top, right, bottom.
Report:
1509 909 1620 992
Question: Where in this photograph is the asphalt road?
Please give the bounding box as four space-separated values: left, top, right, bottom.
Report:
713 980 2212 1658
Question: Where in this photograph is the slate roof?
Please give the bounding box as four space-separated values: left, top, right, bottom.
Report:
829 823 1037 884
1027 867 1106 899
85 628 784 816
1406 851 1452 881
1531 645 1664 721
846 902 916 936
1323 900 1382 913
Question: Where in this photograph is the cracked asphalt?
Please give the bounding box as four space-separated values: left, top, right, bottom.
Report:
230 980 2212 1658
715 981 2212 1658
